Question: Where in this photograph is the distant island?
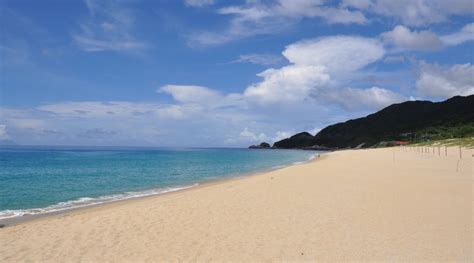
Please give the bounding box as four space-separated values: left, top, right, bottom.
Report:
250 95 474 150
248 142 271 149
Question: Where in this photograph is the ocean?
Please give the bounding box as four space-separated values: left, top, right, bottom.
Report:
0 146 320 220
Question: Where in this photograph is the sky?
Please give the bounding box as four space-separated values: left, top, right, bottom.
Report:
0 0 473 147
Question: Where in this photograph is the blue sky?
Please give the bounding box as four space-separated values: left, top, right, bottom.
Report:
1 0 473 147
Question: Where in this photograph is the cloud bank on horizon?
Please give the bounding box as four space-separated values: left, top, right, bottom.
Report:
1 0 473 147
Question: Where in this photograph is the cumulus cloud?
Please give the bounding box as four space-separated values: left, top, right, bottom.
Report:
342 0 473 26
244 65 330 103
2 34 410 147
416 62 474 99
381 25 443 51
73 0 146 52
244 36 385 104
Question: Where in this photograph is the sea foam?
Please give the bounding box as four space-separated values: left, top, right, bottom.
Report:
0 184 197 220
1 147 320 220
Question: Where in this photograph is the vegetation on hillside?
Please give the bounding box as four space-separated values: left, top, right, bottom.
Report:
271 95 474 149
409 137 474 148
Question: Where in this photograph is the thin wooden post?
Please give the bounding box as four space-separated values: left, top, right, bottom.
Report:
459 146 462 159
445 146 447 156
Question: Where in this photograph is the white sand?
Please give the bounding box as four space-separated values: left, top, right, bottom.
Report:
0 147 472 261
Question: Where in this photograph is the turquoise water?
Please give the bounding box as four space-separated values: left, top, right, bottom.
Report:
0 147 319 219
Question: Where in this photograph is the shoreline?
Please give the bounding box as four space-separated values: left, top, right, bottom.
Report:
0 151 324 227
1 147 471 261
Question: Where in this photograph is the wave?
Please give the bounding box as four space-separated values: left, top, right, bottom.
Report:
0 184 197 220
0 151 322 221
271 165 286 169
292 153 319 165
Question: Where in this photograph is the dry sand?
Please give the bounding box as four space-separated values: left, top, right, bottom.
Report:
0 147 472 261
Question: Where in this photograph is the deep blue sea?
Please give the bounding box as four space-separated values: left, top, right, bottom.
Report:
0 146 319 219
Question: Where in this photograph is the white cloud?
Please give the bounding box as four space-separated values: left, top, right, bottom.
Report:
239 128 269 142
441 23 474 46
7 118 46 130
184 0 214 7
230 54 283 66
159 85 247 110
283 36 384 73
244 36 385 104
342 0 372 9
342 0 473 26
416 62 474 99
325 87 406 110
73 0 146 52
380 23 474 52
38 101 187 120
383 55 407 63
160 85 222 104
273 130 294 141
214 0 366 24
188 6 291 46
381 25 443 51
244 65 330 103
2 99 259 146
189 0 473 47
0 124 10 139
189 0 367 46
313 7 368 25
275 0 368 24
2 28 414 147
72 36 146 52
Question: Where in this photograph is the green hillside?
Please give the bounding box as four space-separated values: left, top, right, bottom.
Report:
273 95 474 149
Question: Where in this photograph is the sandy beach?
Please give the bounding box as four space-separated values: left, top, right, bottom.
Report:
0 147 472 261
